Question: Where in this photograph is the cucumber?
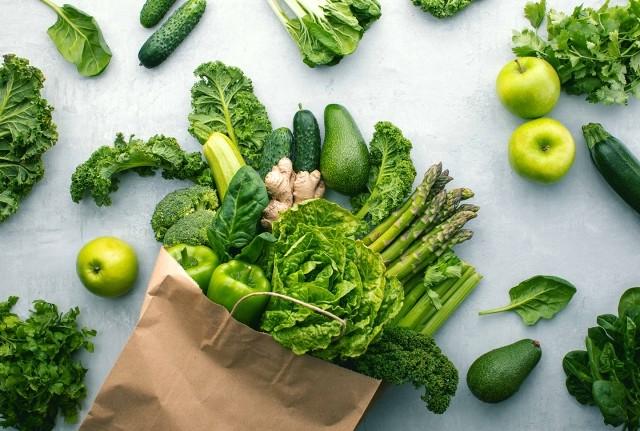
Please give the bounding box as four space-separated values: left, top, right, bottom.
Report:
258 127 294 177
583 123 640 214
140 0 177 28
292 104 321 172
138 0 206 68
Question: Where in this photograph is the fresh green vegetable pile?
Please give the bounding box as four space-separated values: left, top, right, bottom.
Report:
411 0 476 18
563 288 640 430
0 297 96 431
513 0 640 105
266 0 382 67
70 133 213 206
0 55 58 223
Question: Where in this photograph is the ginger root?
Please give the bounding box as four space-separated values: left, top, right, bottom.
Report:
261 157 325 229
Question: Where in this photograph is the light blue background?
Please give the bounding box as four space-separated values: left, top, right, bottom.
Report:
1 1 639 429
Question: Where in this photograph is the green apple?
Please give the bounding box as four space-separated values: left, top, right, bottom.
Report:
497 57 561 119
76 236 138 297
509 118 576 184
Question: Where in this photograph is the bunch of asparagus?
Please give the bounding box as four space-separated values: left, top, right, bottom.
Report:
364 163 482 335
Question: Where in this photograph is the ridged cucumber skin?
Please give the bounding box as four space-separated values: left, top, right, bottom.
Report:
584 123 640 213
140 0 177 28
292 107 321 172
320 104 370 196
138 0 206 68
258 127 294 178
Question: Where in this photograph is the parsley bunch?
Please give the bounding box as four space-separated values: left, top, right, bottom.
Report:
0 297 96 431
513 0 640 105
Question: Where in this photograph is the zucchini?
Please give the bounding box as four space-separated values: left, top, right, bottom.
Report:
292 104 321 172
140 0 177 28
258 127 294 178
582 123 640 213
138 0 206 68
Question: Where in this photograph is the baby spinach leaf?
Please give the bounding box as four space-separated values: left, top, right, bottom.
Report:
593 380 628 427
619 287 640 319
562 350 594 405
479 275 576 325
40 0 112 77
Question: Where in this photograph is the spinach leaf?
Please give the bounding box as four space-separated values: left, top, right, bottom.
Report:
39 0 112 77
235 232 276 267
563 350 594 405
593 380 628 427
208 166 269 261
619 287 640 319
479 275 576 325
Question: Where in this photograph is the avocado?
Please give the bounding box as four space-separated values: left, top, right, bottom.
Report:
466 339 542 403
320 104 370 196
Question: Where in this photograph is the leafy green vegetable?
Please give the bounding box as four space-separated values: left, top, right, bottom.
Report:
207 166 269 261
563 288 640 430
70 133 213 206
0 54 58 223
38 0 112 77
351 121 416 228
411 0 475 18
513 0 640 105
345 327 458 414
189 62 272 168
479 275 576 325
422 251 463 310
0 296 96 431
261 199 403 360
266 0 381 67
151 185 218 241
163 209 216 246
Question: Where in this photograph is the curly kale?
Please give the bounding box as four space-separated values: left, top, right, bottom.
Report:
163 209 216 246
188 61 272 168
0 54 58 223
70 133 214 206
151 185 218 241
351 121 416 228
345 327 458 414
412 0 475 18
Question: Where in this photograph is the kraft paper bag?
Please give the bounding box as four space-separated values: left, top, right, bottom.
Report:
80 248 381 431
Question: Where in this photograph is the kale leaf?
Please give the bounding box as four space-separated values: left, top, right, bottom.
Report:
411 0 476 18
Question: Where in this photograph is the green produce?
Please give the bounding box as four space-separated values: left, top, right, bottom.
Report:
208 166 269 261
292 105 321 172
140 0 177 28
207 260 271 327
235 231 277 269
509 118 576 184
151 185 218 241
496 57 560 119
0 55 58 223
582 123 640 214
259 127 294 178
411 0 476 18
0 297 95 431
320 104 370 195
189 61 272 168
480 275 576 325
37 0 112 76
345 327 458 414
70 133 213 206
203 132 246 198
163 209 216 246
76 236 139 298
266 0 381 67
351 121 416 228
563 287 640 430
513 0 640 105
167 244 219 292
467 339 542 403
261 199 403 360
138 0 207 68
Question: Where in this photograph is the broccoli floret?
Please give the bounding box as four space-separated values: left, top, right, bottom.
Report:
163 209 216 246
151 185 218 241
345 327 458 414
411 0 475 18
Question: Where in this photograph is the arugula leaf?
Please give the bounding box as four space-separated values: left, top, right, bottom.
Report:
524 0 546 29
39 0 112 77
479 275 576 325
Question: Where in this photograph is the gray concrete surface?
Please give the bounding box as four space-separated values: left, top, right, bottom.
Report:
1 0 639 429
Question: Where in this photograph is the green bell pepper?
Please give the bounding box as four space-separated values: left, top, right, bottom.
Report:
166 244 219 292
207 260 271 327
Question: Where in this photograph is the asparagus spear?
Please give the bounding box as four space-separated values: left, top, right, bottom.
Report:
367 163 442 251
427 170 452 201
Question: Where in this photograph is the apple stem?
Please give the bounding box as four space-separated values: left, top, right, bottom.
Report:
515 58 526 74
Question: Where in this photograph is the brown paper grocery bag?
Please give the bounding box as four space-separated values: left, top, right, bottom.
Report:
80 248 381 431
